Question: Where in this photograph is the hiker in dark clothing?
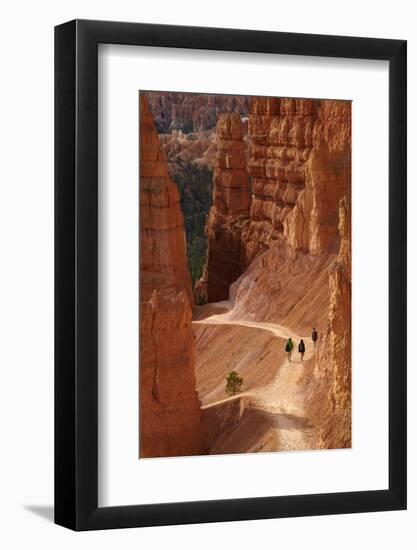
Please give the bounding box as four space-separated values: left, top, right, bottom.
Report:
312 328 318 347
285 338 294 361
298 339 306 361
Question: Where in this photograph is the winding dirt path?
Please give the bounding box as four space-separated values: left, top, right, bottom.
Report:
193 302 315 452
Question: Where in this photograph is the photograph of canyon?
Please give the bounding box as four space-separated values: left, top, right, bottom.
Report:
140 91 351 458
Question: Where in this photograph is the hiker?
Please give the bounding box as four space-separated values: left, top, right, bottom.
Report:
298 339 305 361
285 338 294 361
312 327 318 347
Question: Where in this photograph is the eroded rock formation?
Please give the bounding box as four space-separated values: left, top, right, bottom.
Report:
283 101 351 254
145 91 249 133
140 95 204 457
240 97 316 262
195 113 251 302
239 97 351 263
202 98 351 325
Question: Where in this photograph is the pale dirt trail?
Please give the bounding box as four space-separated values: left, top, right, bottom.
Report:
193 301 315 452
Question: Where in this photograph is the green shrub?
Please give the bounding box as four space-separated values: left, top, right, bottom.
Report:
225 371 243 396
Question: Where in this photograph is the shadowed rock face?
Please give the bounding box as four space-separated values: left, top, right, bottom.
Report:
140 95 204 457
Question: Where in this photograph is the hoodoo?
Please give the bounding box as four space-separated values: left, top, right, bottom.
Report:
139 96 204 458
195 113 251 302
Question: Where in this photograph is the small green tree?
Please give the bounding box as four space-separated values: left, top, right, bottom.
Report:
225 371 243 396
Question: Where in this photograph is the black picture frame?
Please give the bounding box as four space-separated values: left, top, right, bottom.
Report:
55 19 407 531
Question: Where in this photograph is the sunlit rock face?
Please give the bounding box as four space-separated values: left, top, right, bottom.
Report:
283 100 351 255
139 95 204 458
240 97 351 262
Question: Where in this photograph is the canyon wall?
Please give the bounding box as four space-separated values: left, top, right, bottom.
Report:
139 95 204 457
242 97 317 262
203 97 351 327
195 113 251 302
283 100 351 254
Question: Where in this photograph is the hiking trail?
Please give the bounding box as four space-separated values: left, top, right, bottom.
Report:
193 301 315 452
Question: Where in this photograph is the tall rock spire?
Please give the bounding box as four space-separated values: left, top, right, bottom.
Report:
195 113 251 302
140 95 204 458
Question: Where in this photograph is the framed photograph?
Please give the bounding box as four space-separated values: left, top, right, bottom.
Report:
55 20 406 530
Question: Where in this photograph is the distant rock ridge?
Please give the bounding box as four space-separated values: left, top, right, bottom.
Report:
145 91 249 133
159 129 218 169
139 95 204 458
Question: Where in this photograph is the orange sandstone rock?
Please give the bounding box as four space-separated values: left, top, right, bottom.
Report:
242 97 319 263
283 102 351 254
140 95 204 458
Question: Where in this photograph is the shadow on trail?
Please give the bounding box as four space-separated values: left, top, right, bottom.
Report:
258 410 313 430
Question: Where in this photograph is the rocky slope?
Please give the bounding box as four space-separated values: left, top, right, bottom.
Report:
139 95 204 458
159 129 218 169
195 113 251 302
193 302 316 454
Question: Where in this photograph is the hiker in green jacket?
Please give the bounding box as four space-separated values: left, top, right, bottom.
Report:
285 338 294 361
